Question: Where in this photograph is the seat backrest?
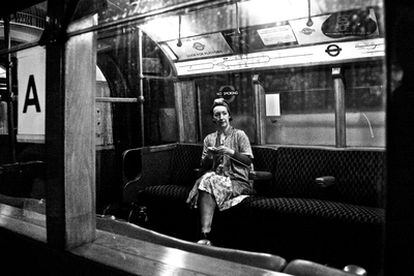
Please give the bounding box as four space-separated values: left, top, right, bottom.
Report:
251 146 278 173
329 149 385 207
121 147 142 184
251 146 278 194
97 215 287 272
168 143 203 187
272 147 336 199
273 147 385 207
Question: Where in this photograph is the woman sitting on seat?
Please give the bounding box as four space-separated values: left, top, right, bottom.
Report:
186 98 254 245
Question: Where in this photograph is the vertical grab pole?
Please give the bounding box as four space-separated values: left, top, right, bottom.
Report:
4 16 17 162
137 28 145 147
332 67 346 147
253 74 266 145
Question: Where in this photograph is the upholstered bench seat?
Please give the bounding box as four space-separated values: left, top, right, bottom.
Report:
239 197 384 225
121 143 385 273
138 185 192 202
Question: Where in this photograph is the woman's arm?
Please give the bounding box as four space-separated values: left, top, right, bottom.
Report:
200 136 214 170
231 151 252 167
214 146 252 167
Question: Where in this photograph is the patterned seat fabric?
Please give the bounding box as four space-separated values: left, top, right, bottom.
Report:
252 147 278 172
138 185 191 203
168 144 203 187
273 147 385 208
331 150 385 207
241 197 384 225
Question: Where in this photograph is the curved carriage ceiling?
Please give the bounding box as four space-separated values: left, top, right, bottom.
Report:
132 0 385 76
2 0 385 77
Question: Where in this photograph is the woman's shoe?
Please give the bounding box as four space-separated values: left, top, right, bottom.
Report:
196 232 212 246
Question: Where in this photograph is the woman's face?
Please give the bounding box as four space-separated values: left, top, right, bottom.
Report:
212 105 231 129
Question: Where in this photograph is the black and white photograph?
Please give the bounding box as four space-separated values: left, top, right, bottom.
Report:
0 0 413 275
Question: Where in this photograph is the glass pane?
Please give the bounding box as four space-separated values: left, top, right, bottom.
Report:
137 0 384 66
95 21 177 212
0 1 47 50
0 46 47 219
143 79 177 145
98 0 195 24
345 61 385 147
263 67 335 146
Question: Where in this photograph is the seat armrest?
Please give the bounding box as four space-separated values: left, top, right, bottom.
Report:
122 147 143 184
249 170 272 181
343 264 367 276
122 174 144 204
315 176 336 188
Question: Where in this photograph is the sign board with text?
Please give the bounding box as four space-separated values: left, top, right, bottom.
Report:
17 46 46 143
167 33 233 60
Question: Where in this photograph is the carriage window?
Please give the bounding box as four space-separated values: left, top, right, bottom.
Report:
0 1 48 214
95 23 176 211
0 47 47 223
263 67 335 146
98 0 195 24
344 61 385 147
97 23 175 148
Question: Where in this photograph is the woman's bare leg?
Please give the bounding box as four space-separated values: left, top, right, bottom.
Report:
198 191 216 243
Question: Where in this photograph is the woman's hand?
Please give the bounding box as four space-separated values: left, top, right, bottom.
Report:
186 178 201 209
206 146 217 158
214 146 235 156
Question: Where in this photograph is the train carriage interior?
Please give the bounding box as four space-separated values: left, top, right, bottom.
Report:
0 0 412 275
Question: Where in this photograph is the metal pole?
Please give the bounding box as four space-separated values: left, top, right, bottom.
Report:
332 67 346 147
4 16 17 162
252 74 265 145
137 28 145 146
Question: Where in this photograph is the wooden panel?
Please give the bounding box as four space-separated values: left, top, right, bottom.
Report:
332 67 346 147
64 16 97 248
0 203 46 241
0 203 290 275
45 12 97 249
254 76 266 145
174 81 185 142
141 147 174 188
72 230 291 276
174 81 198 143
